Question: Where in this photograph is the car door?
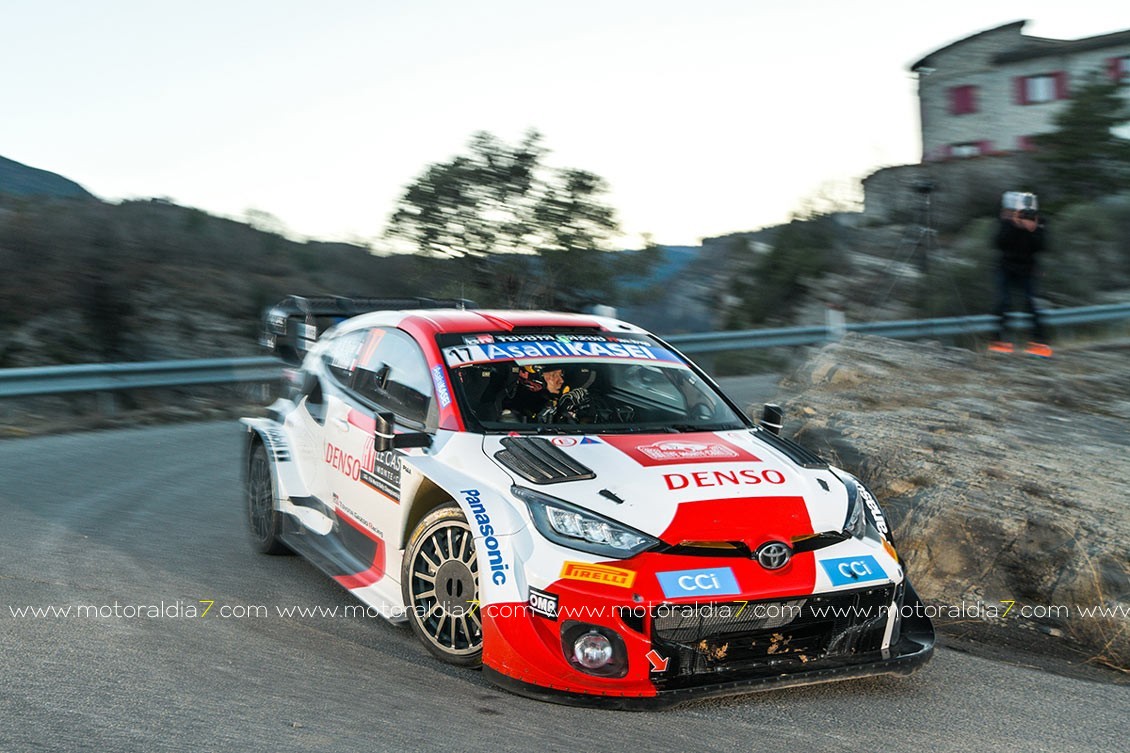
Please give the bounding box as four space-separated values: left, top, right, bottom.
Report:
284 333 367 518
317 328 374 513
328 327 434 562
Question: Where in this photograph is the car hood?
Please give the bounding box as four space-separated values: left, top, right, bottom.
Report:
483 430 850 547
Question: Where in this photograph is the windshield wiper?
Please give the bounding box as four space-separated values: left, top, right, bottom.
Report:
665 423 742 433
589 425 650 434
532 425 578 435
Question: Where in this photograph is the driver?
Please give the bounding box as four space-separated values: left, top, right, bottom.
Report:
500 364 590 423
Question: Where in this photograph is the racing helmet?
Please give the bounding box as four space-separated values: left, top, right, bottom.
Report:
516 365 549 392
516 364 569 393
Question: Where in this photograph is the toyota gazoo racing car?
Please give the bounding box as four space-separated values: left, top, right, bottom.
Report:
242 297 934 708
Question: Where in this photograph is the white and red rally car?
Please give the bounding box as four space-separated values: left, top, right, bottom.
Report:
243 297 933 707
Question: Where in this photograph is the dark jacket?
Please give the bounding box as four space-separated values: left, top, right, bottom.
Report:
994 217 1046 275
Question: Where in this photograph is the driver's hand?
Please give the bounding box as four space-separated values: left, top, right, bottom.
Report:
559 387 589 412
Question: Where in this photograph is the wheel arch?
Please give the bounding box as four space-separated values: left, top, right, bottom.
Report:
242 424 268 489
400 475 456 551
239 418 306 503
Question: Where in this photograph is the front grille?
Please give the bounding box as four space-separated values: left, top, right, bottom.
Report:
651 585 894 689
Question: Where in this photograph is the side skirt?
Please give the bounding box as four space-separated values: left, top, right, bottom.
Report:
279 501 408 624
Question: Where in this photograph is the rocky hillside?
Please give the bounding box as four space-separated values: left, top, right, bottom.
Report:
777 334 1129 677
0 194 450 367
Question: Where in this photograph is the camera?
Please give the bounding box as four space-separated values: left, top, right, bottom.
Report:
1002 191 1038 212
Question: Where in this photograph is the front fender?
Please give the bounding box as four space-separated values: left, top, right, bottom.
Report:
405 452 529 605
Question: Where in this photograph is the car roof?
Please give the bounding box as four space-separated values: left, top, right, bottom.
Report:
336 309 653 339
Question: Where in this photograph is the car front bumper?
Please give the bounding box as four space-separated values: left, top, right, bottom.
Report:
480 581 935 709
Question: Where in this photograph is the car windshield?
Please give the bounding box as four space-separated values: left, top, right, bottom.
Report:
438 332 747 434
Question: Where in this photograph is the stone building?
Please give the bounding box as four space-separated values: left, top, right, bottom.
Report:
863 20 1130 225
913 20 1130 162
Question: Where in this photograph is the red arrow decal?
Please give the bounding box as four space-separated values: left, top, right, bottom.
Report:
646 649 669 672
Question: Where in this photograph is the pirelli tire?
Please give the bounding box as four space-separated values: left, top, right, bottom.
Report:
402 502 484 667
246 442 291 555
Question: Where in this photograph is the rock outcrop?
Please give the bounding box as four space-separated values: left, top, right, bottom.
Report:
780 334 1129 673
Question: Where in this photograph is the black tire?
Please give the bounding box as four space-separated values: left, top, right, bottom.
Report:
401 503 483 666
247 442 290 555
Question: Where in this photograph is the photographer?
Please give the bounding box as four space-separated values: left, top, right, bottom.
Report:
990 192 1051 357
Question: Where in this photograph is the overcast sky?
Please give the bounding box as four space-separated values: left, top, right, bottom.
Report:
2 1 1126 248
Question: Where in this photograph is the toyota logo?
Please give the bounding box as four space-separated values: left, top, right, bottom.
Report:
756 542 792 570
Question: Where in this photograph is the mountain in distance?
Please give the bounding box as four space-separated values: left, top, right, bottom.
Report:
0 155 95 199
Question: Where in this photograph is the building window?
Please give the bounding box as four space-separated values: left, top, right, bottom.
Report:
1027 75 1056 103
1015 73 1068 105
950 142 983 158
948 85 979 115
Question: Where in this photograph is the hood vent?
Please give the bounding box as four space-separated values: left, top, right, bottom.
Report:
494 437 596 485
751 427 827 469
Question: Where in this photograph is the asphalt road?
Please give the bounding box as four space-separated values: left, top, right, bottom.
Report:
1 421 1127 753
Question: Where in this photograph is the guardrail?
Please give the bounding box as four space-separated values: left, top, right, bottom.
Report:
1 302 1128 399
665 302 1130 353
0 357 282 399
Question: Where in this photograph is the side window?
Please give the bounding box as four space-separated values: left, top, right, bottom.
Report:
321 331 367 387
352 328 433 427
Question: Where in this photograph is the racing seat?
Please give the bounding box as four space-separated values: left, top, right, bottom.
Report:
467 365 511 422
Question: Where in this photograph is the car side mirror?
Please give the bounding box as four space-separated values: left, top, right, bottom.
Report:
298 370 318 396
374 412 432 452
760 403 783 435
292 370 323 406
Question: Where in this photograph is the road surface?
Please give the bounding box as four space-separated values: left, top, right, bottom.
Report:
0 422 1126 752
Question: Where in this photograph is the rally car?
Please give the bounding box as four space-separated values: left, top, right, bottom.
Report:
242 297 933 708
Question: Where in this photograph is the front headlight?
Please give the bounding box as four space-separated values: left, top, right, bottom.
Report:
842 477 868 539
837 471 895 551
512 486 660 559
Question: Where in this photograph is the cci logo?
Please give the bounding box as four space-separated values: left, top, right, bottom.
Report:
656 567 741 599
820 555 886 587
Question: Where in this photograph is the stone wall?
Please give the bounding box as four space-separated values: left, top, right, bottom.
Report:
862 154 1040 229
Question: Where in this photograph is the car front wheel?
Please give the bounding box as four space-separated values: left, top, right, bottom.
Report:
401 503 483 666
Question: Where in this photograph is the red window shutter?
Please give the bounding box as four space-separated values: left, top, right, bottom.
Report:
979 140 993 155
949 86 973 114
1110 57 1122 82
1014 76 1028 105
1054 71 1069 99
942 144 953 160
962 86 978 114
1017 135 1032 152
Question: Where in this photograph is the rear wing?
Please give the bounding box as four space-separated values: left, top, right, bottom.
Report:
261 295 475 364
